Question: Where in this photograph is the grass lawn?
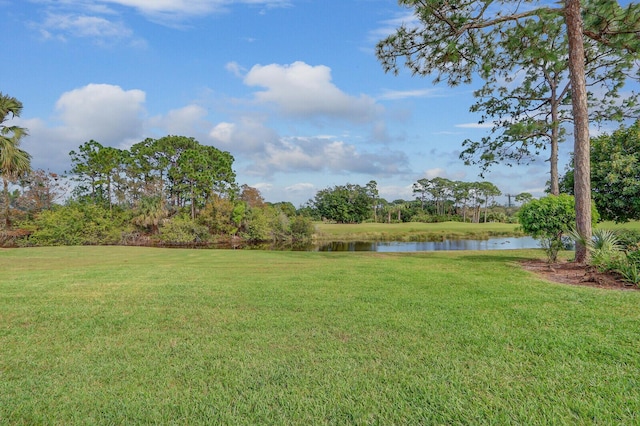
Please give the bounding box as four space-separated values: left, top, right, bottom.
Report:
1 246 639 424
599 220 640 232
314 221 523 241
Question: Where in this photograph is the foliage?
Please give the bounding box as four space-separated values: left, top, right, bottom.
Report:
591 121 640 222
289 215 314 241
587 229 626 272
619 250 640 286
26 202 130 246
131 195 166 234
560 121 640 222
518 194 598 262
198 194 241 236
242 206 314 242
158 213 210 245
68 136 236 216
311 183 373 223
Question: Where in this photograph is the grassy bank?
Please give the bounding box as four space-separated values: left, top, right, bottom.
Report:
1 246 639 424
314 221 523 242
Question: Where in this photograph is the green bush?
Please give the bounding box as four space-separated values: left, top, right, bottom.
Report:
289 215 314 241
518 194 599 262
159 214 210 245
26 202 130 246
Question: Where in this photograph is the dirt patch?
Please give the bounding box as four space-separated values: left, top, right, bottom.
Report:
520 259 639 291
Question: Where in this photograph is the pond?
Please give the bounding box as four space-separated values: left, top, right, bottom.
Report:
310 236 540 252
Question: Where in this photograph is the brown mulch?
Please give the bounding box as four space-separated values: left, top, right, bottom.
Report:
520 259 639 291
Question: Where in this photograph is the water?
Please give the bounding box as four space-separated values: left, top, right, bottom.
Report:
312 236 540 252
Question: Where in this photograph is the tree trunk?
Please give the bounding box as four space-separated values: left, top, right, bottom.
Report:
565 0 592 263
3 177 11 229
549 92 560 196
190 182 196 220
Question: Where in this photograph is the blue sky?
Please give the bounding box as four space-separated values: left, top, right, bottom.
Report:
4 0 636 206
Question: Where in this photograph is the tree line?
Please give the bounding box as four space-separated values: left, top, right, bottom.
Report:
304 178 529 224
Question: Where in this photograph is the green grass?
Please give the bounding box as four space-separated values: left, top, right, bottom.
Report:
314 221 523 241
1 246 639 424
599 220 640 232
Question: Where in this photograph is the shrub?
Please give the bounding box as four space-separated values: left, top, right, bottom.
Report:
588 229 625 272
518 194 599 262
289 215 314 241
159 214 210 245
26 202 130 246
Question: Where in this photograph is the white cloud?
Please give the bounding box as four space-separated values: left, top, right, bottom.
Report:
42 13 131 38
243 61 382 123
285 182 314 192
419 168 467 181
378 88 442 101
225 61 245 78
35 11 145 46
61 0 291 24
252 182 274 192
252 136 410 177
368 11 418 43
149 104 209 136
379 184 413 202
55 83 146 144
209 117 279 153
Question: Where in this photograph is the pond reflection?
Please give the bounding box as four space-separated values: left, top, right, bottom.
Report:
312 236 540 252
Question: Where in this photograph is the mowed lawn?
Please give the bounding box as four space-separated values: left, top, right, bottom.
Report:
1 247 639 424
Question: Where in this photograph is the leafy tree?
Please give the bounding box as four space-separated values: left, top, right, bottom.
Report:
289 215 314 241
199 193 241 236
365 180 379 221
270 201 297 217
518 194 598 262
561 121 640 222
311 183 373 223
0 93 31 228
240 184 266 208
376 0 640 262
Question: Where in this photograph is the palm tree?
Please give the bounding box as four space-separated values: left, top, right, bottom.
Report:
1 93 27 141
1 93 31 229
1 144 31 228
132 195 166 235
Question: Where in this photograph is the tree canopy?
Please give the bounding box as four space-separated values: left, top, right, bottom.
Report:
561 120 640 223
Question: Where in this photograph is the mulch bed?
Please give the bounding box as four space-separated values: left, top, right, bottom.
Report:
520 259 639 291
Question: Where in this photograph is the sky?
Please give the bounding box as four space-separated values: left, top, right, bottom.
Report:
3 0 637 207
